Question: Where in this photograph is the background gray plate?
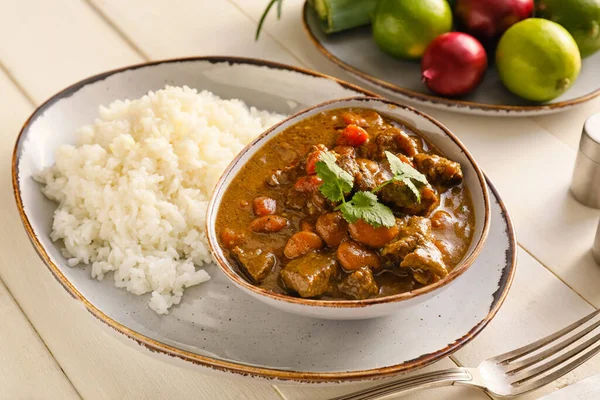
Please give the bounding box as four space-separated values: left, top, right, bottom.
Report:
303 3 600 116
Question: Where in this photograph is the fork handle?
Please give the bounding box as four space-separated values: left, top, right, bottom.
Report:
329 368 473 400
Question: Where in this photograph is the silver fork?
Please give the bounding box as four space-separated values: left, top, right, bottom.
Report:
333 309 600 399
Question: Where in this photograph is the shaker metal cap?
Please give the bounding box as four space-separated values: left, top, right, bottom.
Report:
580 114 600 163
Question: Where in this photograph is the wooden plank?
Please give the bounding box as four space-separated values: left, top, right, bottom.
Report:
3 2 600 400
276 358 490 400
0 280 80 399
0 0 142 103
532 97 600 151
0 67 77 399
453 249 600 399
0 8 281 400
88 0 299 65
228 0 372 81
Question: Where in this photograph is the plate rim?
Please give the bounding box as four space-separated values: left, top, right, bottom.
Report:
12 56 517 383
301 1 600 114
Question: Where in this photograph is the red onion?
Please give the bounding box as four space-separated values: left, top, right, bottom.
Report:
421 32 488 97
455 0 534 43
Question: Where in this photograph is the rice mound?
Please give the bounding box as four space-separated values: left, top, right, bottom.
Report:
35 86 285 314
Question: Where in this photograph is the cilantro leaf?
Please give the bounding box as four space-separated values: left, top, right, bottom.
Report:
385 151 429 203
400 178 422 203
339 191 396 228
315 151 353 202
385 151 428 184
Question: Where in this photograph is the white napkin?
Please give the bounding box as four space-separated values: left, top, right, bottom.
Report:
538 374 600 399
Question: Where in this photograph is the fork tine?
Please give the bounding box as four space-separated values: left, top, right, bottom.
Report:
488 309 600 364
504 317 600 374
509 330 600 385
512 341 600 395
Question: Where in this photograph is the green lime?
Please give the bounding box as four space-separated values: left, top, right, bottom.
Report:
372 0 453 60
496 18 581 102
536 0 600 58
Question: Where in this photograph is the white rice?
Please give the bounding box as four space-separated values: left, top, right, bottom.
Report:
35 86 285 314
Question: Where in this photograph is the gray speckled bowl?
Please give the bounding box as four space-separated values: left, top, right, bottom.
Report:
13 57 516 383
207 97 491 320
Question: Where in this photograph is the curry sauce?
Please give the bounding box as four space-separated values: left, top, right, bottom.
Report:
216 108 474 300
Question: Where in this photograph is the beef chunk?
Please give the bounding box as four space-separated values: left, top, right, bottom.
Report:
354 158 390 192
232 247 276 283
382 216 448 284
266 164 301 187
338 267 379 300
334 147 360 177
380 181 439 216
284 188 307 210
393 129 419 157
280 253 338 298
332 149 391 193
382 217 430 259
361 127 418 160
332 145 356 158
306 190 329 216
413 154 463 187
400 241 447 284
285 183 332 215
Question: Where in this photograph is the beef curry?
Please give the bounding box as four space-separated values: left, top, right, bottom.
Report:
215 108 474 300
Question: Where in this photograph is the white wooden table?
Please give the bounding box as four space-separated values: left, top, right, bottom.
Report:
1 1 599 399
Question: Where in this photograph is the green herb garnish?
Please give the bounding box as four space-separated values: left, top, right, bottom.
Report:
338 191 395 228
314 151 428 229
372 151 429 202
315 151 353 202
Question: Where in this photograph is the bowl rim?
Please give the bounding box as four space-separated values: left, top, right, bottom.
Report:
301 1 600 114
11 56 512 383
207 96 491 309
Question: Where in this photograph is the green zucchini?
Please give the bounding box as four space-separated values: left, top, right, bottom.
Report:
309 0 378 34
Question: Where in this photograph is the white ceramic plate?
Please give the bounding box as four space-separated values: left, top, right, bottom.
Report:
302 2 600 117
13 57 516 383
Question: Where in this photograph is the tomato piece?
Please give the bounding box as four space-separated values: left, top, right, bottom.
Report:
294 175 323 193
252 197 276 216
337 124 369 147
305 149 324 175
284 232 324 259
249 215 288 233
348 219 399 248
